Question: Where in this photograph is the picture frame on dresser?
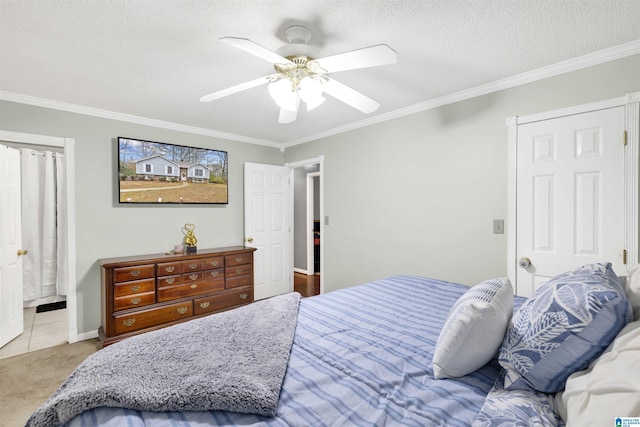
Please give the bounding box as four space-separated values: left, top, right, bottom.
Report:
99 246 256 346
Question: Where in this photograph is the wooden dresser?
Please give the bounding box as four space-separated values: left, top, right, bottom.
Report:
99 246 256 346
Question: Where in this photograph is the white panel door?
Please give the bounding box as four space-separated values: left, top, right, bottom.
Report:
0 144 24 348
244 163 292 300
516 107 626 297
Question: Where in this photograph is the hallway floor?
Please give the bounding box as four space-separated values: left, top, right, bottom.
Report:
0 307 68 359
294 272 320 298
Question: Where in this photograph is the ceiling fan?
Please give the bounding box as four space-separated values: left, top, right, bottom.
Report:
199 25 397 124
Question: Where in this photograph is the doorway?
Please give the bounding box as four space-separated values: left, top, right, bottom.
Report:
288 156 324 297
0 130 77 357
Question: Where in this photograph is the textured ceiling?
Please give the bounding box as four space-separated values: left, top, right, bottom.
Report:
1 0 639 147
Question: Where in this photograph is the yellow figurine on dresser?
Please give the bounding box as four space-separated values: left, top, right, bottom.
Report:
183 223 197 253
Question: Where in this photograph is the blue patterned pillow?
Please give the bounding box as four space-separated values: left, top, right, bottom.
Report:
498 263 632 393
473 374 565 427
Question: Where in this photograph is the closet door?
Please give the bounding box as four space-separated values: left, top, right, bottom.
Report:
0 144 24 348
514 107 626 297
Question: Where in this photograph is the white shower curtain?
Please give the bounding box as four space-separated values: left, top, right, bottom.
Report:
21 149 67 301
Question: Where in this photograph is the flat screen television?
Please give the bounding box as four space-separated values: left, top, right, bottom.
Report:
117 137 228 204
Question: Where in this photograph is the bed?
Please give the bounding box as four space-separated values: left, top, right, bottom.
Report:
29 263 640 427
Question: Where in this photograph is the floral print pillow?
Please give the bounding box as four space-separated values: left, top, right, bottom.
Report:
473 375 564 427
498 263 631 393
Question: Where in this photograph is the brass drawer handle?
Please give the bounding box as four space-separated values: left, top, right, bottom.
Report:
188 263 198 270
122 318 136 327
166 266 175 273
130 270 140 277
130 284 141 292
236 268 243 274
165 277 175 285
190 284 197 289
177 307 188 314
211 271 219 277
211 261 219 266
200 301 210 309
235 257 243 263
189 273 198 280
130 297 141 305
239 293 248 300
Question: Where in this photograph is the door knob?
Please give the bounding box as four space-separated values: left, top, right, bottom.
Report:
246 237 253 243
518 257 531 269
17 249 28 256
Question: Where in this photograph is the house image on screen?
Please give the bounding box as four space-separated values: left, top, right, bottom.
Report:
135 155 210 183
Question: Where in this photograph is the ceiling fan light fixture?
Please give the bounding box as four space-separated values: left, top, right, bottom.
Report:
299 76 325 111
201 25 398 123
268 78 298 111
300 76 322 98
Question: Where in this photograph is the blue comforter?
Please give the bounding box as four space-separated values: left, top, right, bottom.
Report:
66 276 535 427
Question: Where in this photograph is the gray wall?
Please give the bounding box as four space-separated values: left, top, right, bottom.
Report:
284 54 640 293
0 101 283 336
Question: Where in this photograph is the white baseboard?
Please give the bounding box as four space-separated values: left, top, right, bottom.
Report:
75 329 99 342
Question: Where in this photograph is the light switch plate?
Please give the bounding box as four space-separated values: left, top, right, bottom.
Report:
493 219 504 234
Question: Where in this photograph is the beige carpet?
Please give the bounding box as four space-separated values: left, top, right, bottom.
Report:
0 339 100 427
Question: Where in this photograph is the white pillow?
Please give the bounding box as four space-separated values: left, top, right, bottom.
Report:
433 277 513 379
625 264 640 320
556 319 640 426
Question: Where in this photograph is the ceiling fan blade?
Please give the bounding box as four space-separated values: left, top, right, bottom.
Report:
278 97 300 124
309 44 397 74
321 77 380 114
221 37 294 66
199 75 273 102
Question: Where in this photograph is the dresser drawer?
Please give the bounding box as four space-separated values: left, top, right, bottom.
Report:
226 275 252 289
114 301 193 335
157 274 182 287
113 278 155 297
200 268 225 289
114 291 155 311
194 287 253 315
157 278 223 302
225 253 252 267
157 262 182 277
181 259 203 272
202 267 224 281
182 271 203 284
202 256 224 269
226 264 252 278
113 265 155 283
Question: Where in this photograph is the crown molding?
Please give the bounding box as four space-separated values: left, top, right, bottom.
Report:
284 39 640 148
0 91 282 149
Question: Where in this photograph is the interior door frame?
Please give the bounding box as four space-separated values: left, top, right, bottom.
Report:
0 130 78 343
306 172 320 274
506 91 640 288
286 156 325 295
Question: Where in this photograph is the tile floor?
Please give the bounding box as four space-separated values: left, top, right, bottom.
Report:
0 307 68 359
